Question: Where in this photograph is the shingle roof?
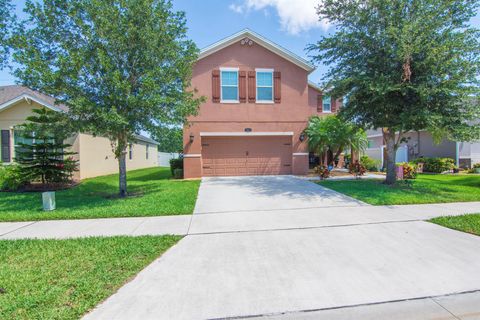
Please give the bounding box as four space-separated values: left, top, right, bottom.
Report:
0 85 68 112
134 134 159 145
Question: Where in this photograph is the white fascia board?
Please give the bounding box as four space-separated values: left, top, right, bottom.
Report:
198 29 315 73
200 132 294 137
307 81 323 92
0 94 63 113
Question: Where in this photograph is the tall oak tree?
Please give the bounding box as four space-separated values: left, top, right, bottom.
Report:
309 0 480 184
13 0 202 196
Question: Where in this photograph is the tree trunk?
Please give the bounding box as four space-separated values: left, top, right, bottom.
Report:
385 129 397 185
118 151 127 197
382 128 388 171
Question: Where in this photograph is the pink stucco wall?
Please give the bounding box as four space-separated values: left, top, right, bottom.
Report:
184 39 334 178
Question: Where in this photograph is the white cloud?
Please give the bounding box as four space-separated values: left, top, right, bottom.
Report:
230 0 329 35
229 3 244 14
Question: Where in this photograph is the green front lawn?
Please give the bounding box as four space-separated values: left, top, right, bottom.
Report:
317 174 480 205
0 167 200 222
0 235 181 320
431 214 480 236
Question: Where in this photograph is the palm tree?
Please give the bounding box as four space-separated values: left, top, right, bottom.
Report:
305 115 367 167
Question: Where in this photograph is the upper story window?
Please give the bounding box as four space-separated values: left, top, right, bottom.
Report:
220 68 239 103
256 69 274 103
322 95 331 113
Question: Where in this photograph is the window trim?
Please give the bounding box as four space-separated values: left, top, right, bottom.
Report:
13 129 34 160
255 68 274 104
322 95 332 113
220 67 239 103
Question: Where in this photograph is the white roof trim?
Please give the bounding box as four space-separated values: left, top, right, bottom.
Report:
0 94 62 113
198 29 315 73
200 132 294 137
308 81 323 92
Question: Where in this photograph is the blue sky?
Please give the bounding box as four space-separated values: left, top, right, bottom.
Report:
1 0 479 86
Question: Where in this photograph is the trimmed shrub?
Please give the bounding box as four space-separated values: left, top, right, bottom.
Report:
173 168 183 179
0 164 29 191
360 155 381 171
169 158 183 176
412 157 455 173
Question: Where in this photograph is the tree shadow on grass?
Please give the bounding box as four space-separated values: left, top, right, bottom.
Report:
127 169 172 182
419 175 480 188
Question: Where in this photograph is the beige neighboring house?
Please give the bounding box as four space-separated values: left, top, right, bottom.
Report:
0 85 159 180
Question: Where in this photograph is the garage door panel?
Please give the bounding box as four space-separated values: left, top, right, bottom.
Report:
201 136 291 177
203 158 214 165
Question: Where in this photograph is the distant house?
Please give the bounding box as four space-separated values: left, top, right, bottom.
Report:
0 85 159 179
183 29 341 178
364 129 480 168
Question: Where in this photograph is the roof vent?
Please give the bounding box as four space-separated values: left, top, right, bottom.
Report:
240 37 254 46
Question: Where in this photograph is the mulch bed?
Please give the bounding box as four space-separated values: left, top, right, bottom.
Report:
15 181 80 192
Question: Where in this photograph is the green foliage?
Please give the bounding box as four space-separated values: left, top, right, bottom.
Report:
318 174 480 205
431 213 480 236
0 164 28 191
305 115 368 166
0 167 200 222
0 0 15 70
15 108 78 187
153 126 183 153
12 0 203 196
473 163 480 169
0 236 181 320
412 157 455 173
360 155 381 171
169 157 183 175
309 0 480 183
173 168 184 179
399 162 418 179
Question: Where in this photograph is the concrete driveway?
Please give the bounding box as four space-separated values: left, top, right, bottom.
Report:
194 175 367 214
83 176 480 320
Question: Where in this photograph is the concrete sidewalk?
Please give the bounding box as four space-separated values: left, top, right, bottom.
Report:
1 202 479 239
0 215 191 239
251 291 480 320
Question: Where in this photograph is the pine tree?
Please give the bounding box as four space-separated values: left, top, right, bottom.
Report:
15 108 77 188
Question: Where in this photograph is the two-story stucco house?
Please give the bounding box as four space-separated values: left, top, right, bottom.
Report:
183 29 340 178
